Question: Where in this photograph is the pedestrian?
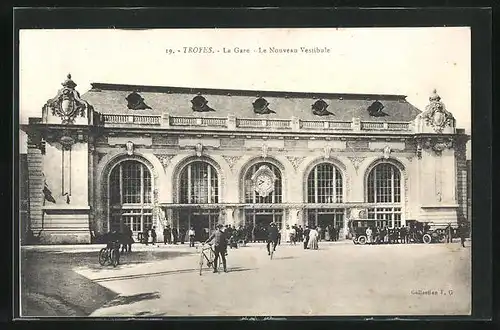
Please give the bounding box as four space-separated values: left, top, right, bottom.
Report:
317 226 322 242
123 225 133 252
366 227 373 244
172 227 178 244
303 226 310 249
189 226 196 247
277 227 281 245
289 225 296 245
307 226 319 250
151 226 157 246
446 223 453 243
163 225 171 245
205 224 228 273
143 226 149 245
458 223 467 247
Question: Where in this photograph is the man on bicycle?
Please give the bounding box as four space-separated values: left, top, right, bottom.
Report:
205 224 228 273
267 222 279 256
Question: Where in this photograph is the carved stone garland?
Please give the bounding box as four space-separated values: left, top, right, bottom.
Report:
154 154 176 170
222 155 242 172
286 156 305 171
347 156 365 174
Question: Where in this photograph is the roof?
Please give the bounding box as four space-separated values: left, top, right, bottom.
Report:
81 83 422 122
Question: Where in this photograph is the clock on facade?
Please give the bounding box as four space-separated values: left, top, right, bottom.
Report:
251 165 276 197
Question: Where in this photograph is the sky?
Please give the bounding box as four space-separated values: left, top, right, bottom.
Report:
18 27 471 156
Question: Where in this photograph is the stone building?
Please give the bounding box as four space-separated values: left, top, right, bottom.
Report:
21 74 469 244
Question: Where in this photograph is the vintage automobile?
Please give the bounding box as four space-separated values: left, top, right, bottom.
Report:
348 219 455 245
406 220 454 244
348 219 392 245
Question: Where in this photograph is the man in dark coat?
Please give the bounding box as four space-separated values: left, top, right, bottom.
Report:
303 226 311 249
121 225 134 253
266 222 279 256
143 227 149 245
172 227 178 244
151 226 157 245
163 225 171 244
457 223 467 247
205 224 228 273
446 223 453 243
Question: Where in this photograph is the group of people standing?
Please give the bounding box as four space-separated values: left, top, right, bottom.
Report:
288 224 341 245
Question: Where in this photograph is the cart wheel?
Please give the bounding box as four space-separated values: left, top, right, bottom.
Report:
98 248 107 266
358 236 367 245
352 238 358 245
423 234 432 244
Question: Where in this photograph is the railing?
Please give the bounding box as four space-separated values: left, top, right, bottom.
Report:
361 122 385 130
267 119 291 129
103 114 161 125
237 119 263 128
170 116 197 126
103 114 129 124
102 113 413 132
201 117 227 126
133 115 161 125
387 122 410 130
302 121 324 129
326 121 352 130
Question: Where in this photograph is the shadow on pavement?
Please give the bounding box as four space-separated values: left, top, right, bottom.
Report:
274 256 296 260
104 292 161 308
21 251 118 317
21 249 193 317
94 266 254 282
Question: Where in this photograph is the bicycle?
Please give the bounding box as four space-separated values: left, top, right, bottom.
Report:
198 243 216 275
98 242 120 267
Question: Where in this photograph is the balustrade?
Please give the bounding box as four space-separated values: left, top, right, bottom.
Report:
102 113 412 132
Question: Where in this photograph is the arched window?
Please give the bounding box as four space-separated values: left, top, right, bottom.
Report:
307 163 343 203
366 163 402 227
109 160 153 233
243 162 283 233
367 163 401 203
305 163 345 237
179 161 218 204
244 162 282 204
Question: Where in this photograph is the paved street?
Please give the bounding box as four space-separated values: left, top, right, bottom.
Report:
21 241 471 317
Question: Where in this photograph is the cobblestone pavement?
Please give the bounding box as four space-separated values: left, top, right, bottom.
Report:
21 241 471 317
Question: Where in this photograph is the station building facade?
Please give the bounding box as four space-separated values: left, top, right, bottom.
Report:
21 75 469 244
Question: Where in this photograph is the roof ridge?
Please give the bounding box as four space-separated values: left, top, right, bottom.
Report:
89 82 408 100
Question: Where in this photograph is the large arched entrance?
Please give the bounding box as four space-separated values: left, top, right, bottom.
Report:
108 160 153 236
176 160 220 242
365 162 403 228
242 162 283 241
304 162 345 240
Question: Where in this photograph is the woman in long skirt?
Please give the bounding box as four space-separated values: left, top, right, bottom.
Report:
307 227 319 250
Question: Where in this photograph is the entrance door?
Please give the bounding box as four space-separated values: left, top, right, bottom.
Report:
245 209 283 242
178 209 219 242
191 214 210 242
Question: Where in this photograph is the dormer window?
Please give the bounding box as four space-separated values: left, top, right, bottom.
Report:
312 99 333 116
126 92 152 110
253 97 275 114
191 95 215 112
367 100 388 117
